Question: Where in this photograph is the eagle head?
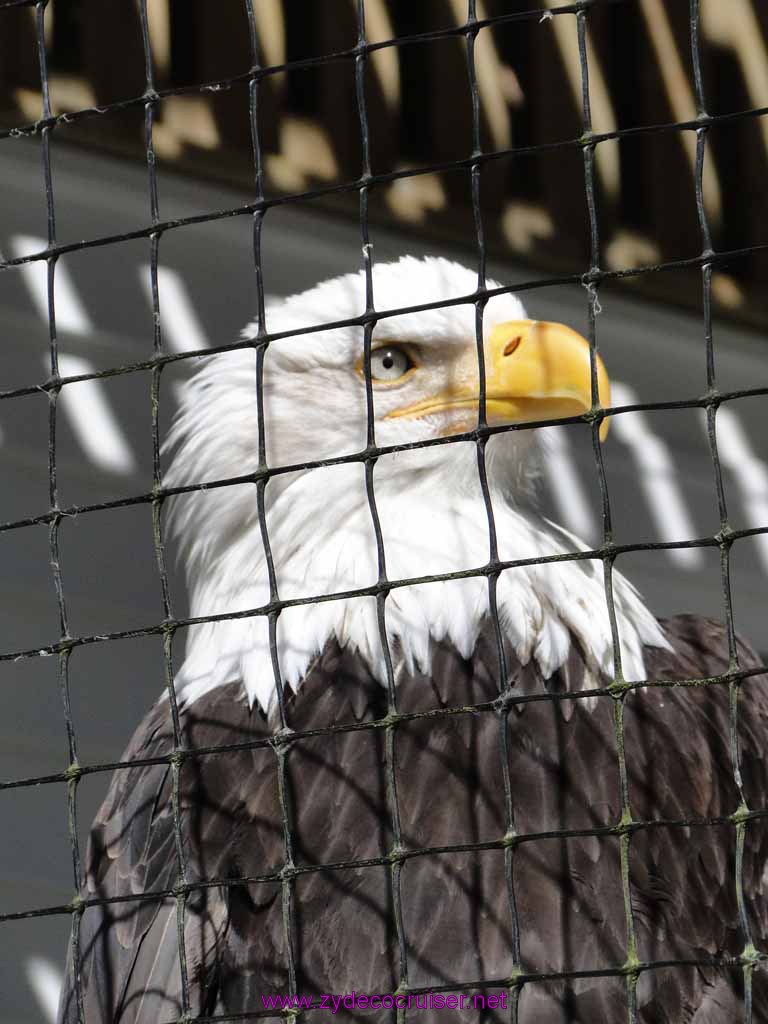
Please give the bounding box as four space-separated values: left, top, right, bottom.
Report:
164 256 665 710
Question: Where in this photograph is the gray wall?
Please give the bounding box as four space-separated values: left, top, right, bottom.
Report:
1 139 767 1022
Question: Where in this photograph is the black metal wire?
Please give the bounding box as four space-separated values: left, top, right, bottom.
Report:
353 5 413 1014
32 2 87 1019
687 3 754 1019
464 7 523 1016
242 0 302 1009
133 3 197 1021
2 0 768 1021
571 6 641 1018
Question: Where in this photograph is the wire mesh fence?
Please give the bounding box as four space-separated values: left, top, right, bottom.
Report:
3 0 768 325
1 0 768 1022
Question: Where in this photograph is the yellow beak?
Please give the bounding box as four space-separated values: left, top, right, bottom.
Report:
387 319 611 440
483 319 610 440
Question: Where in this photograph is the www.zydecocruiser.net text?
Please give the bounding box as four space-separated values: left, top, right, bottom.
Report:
261 992 510 1013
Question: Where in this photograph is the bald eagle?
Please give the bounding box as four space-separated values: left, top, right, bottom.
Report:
59 258 768 1023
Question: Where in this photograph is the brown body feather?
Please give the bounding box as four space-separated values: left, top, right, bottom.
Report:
59 616 768 1023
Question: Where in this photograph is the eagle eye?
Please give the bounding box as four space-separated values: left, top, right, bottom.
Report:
369 346 414 382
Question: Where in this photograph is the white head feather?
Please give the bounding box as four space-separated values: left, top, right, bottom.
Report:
164 256 668 710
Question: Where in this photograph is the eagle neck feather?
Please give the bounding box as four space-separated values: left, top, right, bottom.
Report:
172 450 668 711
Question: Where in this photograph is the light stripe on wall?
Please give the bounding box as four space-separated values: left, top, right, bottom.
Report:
539 425 596 544
139 264 210 353
12 235 93 335
25 956 62 1024
707 404 768 572
611 382 704 569
55 354 137 476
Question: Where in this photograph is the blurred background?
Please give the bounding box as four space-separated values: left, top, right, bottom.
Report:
1 2 767 1021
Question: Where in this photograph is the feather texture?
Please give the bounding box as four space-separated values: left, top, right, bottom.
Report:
59 616 768 1023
